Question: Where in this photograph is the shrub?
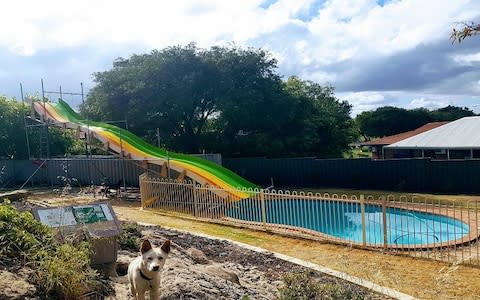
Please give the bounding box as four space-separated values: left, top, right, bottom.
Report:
0 201 54 262
279 272 321 300
119 222 142 251
278 271 368 300
0 202 109 299
33 242 99 299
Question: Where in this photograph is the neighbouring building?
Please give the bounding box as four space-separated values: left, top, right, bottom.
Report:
384 116 480 160
361 122 448 159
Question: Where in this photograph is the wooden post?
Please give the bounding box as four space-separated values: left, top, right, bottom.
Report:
360 195 366 246
160 162 168 178
139 173 145 209
382 196 388 249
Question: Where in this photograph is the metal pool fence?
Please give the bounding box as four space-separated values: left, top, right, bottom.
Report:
139 174 480 266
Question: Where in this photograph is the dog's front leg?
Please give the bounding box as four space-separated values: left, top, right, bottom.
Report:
135 292 146 300
150 288 160 300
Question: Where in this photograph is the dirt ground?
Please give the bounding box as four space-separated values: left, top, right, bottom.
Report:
108 224 390 299
6 190 480 299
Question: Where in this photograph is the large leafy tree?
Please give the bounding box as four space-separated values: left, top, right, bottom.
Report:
356 106 431 138
206 46 291 156
83 44 357 158
0 96 29 159
84 44 234 153
356 105 475 138
431 105 474 121
280 77 357 157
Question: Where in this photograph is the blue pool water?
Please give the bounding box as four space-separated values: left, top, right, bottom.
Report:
226 199 470 246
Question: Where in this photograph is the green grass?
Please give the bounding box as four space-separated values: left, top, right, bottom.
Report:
343 148 372 159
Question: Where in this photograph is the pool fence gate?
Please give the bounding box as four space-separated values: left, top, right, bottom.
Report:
140 173 480 267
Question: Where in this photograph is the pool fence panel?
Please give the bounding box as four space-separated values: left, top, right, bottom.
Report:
140 173 480 267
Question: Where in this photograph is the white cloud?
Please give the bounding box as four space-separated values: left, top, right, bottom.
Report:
2 0 477 57
1 0 480 115
407 97 450 110
339 91 395 116
452 52 480 66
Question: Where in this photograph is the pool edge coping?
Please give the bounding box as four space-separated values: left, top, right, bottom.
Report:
136 221 418 300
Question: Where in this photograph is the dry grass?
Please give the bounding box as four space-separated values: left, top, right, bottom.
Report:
111 202 480 300
293 187 480 210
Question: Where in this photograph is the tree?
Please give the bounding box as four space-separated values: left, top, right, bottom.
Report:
0 97 29 159
0 96 82 159
206 46 290 156
84 44 248 153
83 44 358 158
280 77 357 157
356 106 431 138
356 105 476 139
451 22 480 43
431 105 474 121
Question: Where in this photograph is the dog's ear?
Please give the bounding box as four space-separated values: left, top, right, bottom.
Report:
161 240 171 254
140 239 152 254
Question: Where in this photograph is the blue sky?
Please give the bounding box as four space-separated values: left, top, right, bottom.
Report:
1 0 479 116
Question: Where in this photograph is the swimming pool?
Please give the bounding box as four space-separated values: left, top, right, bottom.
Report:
226 198 470 246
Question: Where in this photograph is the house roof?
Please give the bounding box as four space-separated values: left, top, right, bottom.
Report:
385 117 480 149
362 122 448 146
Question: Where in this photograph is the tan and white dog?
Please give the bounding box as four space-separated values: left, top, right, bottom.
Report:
127 239 171 300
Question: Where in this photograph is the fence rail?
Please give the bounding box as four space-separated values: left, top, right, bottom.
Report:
140 174 480 266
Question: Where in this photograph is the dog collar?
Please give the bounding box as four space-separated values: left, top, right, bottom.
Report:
138 268 153 281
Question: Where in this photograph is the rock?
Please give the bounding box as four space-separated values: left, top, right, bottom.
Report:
198 264 241 285
187 247 211 265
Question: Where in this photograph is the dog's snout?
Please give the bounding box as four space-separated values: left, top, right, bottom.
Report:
152 265 159 271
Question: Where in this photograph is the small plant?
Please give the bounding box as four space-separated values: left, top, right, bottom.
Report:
33 241 100 299
0 201 54 262
278 271 367 300
56 159 78 195
118 222 142 251
279 272 321 300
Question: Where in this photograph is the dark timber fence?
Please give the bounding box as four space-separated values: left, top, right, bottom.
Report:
2 156 480 194
223 157 480 194
0 153 221 189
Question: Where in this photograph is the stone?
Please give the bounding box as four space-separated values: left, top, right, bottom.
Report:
186 247 211 265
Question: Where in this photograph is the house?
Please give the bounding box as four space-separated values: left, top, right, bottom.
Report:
361 122 448 159
384 116 480 160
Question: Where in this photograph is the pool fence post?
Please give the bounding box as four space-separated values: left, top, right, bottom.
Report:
360 195 366 246
260 189 266 227
382 196 388 249
192 180 198 217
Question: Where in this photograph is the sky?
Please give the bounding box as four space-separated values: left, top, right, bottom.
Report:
0 0 479 116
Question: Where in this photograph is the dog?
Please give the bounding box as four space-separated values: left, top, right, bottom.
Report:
128 239 171 300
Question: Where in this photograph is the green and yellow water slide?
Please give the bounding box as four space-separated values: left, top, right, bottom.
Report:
33 99 258 199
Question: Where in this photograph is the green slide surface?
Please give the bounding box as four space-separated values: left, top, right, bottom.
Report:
51 99 259 191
